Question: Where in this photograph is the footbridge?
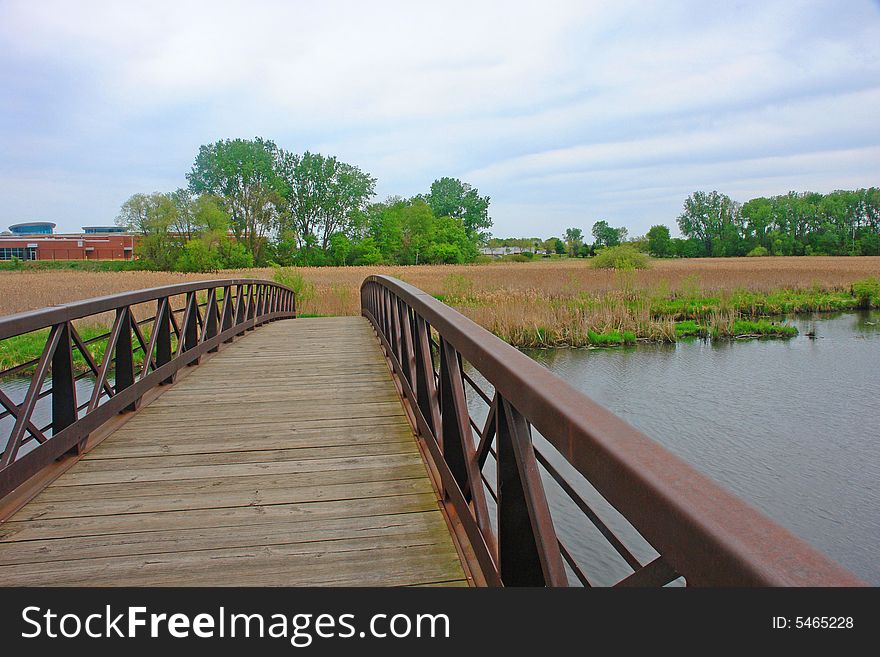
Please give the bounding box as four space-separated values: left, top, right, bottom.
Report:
0 277 862 586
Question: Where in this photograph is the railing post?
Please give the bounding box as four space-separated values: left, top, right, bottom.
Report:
115 307 137 412
221 285 234 343
205 287 219 353
184 292 199 365
235 284 247 336
496 398 566 586
156 297 173 384
438 338 495 552
52 322 78 449
397 300 414 385
246 284 256 329
413 316 441 440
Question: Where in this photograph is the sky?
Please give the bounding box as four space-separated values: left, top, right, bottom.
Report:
1 0 879 238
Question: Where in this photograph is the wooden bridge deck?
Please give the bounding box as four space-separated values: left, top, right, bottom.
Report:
0 317 467 586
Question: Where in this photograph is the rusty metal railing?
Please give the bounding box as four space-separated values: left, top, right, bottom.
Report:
0 279 295 499
361 275 862 587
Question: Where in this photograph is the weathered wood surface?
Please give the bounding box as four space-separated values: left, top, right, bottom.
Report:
0 317 466 586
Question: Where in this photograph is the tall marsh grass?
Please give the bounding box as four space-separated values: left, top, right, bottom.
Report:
1 258 878 349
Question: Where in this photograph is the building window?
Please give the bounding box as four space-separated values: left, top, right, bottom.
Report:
0 247 37 260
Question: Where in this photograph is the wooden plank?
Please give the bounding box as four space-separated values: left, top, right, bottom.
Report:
105 414 408 437
85 440 416 463
15 473 435 518
0 510 450 566
124 401 408 425
0 492 441 542
30 463 430 504
24 463 430 502
0 541 465 587
52 452 425 487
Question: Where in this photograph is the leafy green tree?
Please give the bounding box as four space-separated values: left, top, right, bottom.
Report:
646 225 672 257
116 192 181 269
430 215 475 263
672 237 705 258
564 227 583 257
327 232 353 266
350 237 383 265
175 239 223 272
425 177 492 240
677 190 741 255
187 137 285 263
278 151 376 251
591 220 623 247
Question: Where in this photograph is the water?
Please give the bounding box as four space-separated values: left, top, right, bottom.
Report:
0 377 101 457
516 311 880 584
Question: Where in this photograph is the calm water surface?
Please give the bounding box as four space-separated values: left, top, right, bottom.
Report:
518 311 880 584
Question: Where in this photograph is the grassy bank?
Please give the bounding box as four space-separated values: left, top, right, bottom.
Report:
450 277 877 347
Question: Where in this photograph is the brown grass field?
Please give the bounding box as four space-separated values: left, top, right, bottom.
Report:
1 257 878 316
1 257 878 347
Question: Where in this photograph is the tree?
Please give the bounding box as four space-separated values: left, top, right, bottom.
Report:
116 192 181 269
591 220 623 247
350 237 383 265
186 137 285 263
278 151 376 251
564 227 583 257
677 190 741 255
425 177 492 240
646 225 672 257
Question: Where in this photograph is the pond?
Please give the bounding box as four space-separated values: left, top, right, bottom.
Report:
517 310 880 584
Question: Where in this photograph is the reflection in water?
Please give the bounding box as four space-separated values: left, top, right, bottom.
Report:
518 310 880 584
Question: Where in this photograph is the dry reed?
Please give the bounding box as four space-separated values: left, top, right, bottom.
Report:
1 257 878 347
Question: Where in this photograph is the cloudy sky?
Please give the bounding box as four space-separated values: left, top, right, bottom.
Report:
1 0 879 237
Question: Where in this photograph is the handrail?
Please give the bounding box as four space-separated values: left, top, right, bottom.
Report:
361 275 863 587
0 279 295 498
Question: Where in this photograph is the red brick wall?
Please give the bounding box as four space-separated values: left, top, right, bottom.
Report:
0 235 137 260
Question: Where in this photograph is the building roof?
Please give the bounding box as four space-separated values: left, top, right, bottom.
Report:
8 222 56 230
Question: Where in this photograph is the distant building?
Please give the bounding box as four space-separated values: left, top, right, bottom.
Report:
0 223 136 261
479 246 526 257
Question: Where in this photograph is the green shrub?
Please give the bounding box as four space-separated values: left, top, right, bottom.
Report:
852 277 880 308
591 244 650 270
174 240 223 272
746 246 770 257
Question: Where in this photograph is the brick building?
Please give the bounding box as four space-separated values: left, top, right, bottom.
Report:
0 223 136 261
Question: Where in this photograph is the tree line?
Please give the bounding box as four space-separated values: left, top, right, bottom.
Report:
116 137 492 271
495 188 880 260
667 188 880 257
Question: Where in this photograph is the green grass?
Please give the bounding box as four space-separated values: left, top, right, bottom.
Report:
0 324 161 377
0 259 145 272
718 320 798 338
586 329 637 346
674 320 708 337
649 288 862 320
